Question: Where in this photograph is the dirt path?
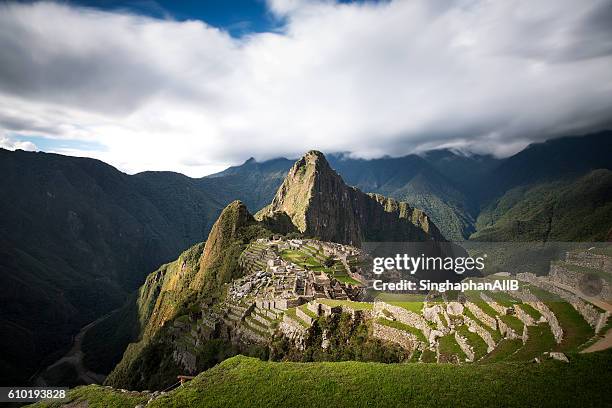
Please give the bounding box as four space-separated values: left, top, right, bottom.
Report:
35 310 117 386
581 328 612 353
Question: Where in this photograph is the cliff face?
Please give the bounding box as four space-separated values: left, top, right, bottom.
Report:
256 151 443 245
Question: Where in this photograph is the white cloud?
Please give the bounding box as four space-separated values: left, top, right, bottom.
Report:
0 0 611 176
0 132 38 151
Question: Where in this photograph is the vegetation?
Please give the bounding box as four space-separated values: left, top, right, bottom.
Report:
105 351 612 407
270 313 410 364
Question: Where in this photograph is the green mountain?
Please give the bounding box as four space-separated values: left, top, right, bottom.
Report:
2 130 611 386
0 150 227 385
256 151 443 244
472 169 612 241
102 151 443 390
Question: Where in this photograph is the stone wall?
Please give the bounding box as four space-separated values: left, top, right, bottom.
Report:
454 331 475 362
279 315 308 350
465 302 497 330
565 251 612 271
374 301 431 340
519 272 609 333
295 308 315 325
509 284 564 344
496 317 518 340
463 315 496 352
423 304 451 334
514 305 536 326
480 293 509 315
372 322 421 351
549 264 612 301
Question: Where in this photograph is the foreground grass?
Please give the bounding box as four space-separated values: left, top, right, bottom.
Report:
30 351 612 408
29 385 149 408
149 352 611 408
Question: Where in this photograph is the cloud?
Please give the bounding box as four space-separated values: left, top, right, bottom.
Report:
0 0 611 176
0 132 38 151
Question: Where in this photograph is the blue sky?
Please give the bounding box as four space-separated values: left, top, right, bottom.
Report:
62 0 278 36
1 0 611 176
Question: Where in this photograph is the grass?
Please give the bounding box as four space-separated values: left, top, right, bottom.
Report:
456 325 488 360
485 291 520 308
510 324 556 361
499 315 524 334
318 299 373 310
138 351 612 407
479 339 522 363
376 318 427 342
517 303 542 320
298 304 318 319
438 334 466 361
284 308 309 328
462 306 502 342
545 301 595 352
420 348 437 363
29 384 149 408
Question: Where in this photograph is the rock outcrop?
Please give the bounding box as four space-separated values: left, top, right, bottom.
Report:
256 151 443 246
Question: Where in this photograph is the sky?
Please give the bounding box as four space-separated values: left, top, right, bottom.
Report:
0 0 611 176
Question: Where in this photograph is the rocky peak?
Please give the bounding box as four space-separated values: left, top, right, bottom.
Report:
257 151 443 245
191 200 254 290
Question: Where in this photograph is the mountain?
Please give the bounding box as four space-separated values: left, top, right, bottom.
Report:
204 157 294 212
0 149 229 385
472 169 612 241
256 151 443 245
3 130 611 386
485 130 612 198
208 151 499 241
103 151 444 390
472 131 612 241
103 201 271 389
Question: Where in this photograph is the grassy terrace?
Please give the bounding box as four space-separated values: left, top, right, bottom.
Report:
462 307 501 341
526 285 595 351
479 339 522 363
298 304 318 319
376 318 427 342
29 385 149 408
318 299 373 310
465 291 499 318
485 290 521 308
456 325 488 360
420 348 437 363
284 307 309 328
511 324 556 361
281 248 361 285
438 334 466 361
517 303 542 320
548 302 595 351
499 315 524 334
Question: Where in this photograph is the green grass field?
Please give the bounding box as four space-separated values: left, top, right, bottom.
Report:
31 351 612 408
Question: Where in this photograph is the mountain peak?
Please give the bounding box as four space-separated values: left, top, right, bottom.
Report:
256 151 442 245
